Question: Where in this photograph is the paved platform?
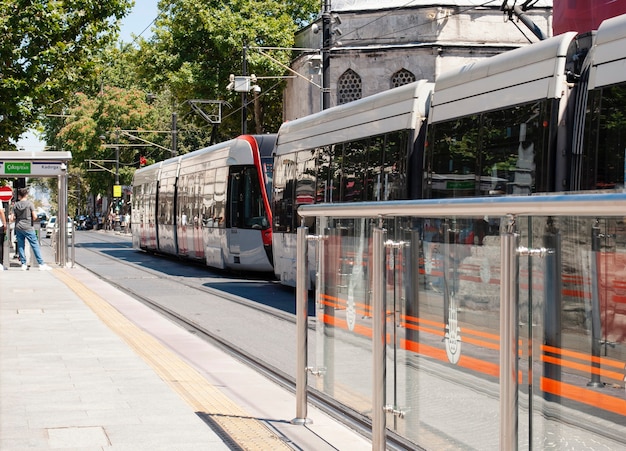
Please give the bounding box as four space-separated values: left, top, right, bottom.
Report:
0 247 370 450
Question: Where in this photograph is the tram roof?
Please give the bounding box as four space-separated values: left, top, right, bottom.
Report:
589 13 626 89
274 80 432 154
429 31 577 123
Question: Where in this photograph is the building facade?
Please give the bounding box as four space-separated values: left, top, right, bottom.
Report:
283 0 552 120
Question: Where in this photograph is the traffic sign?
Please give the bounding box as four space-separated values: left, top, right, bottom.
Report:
0 186 13 202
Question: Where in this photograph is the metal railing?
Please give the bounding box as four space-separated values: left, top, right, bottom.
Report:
292 191 626 450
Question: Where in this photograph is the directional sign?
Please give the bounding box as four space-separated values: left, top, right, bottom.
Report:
0 186 13 202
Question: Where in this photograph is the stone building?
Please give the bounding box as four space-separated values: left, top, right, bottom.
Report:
283 0 552 120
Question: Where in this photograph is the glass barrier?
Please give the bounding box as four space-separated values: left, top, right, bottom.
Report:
308 214 626 450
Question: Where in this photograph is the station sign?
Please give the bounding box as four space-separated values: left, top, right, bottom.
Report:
0 160 66 177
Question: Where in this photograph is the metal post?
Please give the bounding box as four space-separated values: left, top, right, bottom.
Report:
292 224 312 424
500 217 518 451
321 0 331 110
588 219 604 387
171 112 178 156
543 218 562 402
372 225 387 450
57 167 68 267
241 45 248 134
70 219 75 268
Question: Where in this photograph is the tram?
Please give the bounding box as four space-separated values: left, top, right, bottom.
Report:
271 13 626 441
132 134 275 272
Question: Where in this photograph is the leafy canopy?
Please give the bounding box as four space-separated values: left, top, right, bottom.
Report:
0 0 132 150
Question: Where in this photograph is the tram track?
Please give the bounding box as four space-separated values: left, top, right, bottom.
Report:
60 232 417 451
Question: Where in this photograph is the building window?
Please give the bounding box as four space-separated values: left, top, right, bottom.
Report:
338 69 362 105
391 69 416 88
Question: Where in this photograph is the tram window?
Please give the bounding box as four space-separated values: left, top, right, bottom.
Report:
342 139 368 202
192 171 202 227
273 154 296 232
427 115 480 198
214 167 226 228
261 158 273 203
159 176 175 225
330 144 344 203
480 102 549 195
242 167 268 229
317 146 337 203
382 131 409 200
203 169 216 227
296 150 317 229
583 85 626 190
426 101 551 198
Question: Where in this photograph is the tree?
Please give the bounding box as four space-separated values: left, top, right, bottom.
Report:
0 0 133 150
133 0 318 140
56 86 159 198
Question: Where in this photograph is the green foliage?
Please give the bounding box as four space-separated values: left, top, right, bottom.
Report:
57 86 159 196
133 0 319 138
0 0 133 149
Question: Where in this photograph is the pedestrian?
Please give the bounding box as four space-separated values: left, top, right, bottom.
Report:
11 188 52 271
0 201 6 270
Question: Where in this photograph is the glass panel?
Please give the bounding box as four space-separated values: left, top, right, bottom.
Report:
426 101 552 198
520 216 626 449
272 154 296 232
582 85 626 190
311 212 626 450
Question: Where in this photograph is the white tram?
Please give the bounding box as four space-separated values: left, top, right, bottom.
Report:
132 134 275 272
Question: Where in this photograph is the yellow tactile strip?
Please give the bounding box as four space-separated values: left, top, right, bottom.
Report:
54 269 292 450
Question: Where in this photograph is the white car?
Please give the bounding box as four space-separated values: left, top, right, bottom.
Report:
45 216 56 237
45 216 73 237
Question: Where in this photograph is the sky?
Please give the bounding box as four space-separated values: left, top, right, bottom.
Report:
16 0 160 151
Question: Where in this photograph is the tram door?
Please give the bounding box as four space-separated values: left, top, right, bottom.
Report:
227 168 245 256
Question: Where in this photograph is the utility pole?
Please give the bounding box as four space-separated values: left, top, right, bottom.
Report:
171 112 178 156
115 130 120 185
322 0 331 110
242 45 248 134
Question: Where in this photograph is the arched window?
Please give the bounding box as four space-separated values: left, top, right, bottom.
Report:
337 69 362 105
391 69 416 88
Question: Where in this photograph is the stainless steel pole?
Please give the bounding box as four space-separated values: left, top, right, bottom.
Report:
292 224 312 424
57 168 68 267
372 226 387 450
499 220 518 451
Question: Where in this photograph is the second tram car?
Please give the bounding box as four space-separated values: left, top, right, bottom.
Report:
132 134 275 272
272 80 433 286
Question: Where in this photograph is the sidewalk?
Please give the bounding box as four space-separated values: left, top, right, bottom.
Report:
0 247 370 450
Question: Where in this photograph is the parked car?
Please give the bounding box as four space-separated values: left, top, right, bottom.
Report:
37 213 48 229
45 216 73 237
45 216 56 237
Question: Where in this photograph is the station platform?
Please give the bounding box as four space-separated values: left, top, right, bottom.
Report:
0 248 370 450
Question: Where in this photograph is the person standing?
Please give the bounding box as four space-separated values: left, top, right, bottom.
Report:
0 201 6 270
12 188 52 271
